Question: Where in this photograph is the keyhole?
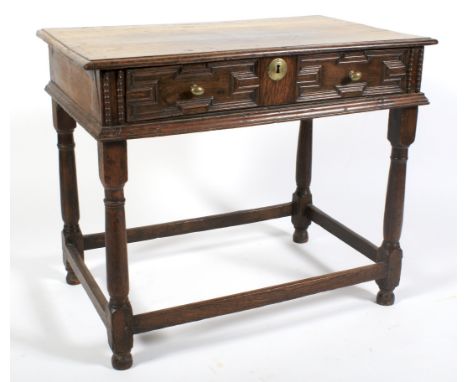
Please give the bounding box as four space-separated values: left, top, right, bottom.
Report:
268 58 287 81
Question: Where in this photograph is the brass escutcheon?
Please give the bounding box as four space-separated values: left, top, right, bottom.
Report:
268 58 288 81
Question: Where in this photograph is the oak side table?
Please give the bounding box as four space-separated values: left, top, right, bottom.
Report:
37 16 437 370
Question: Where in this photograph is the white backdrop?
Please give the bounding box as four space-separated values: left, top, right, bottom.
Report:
10 1 457 381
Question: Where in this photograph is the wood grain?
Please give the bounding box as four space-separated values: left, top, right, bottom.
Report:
53 101 84 285
307 205 379 261
376 107 418 306
37 16 437 70
258 56 297 106
133 263 386 333
45 80 429 140
98 141 134 370
126 60 260 121
83 202 292 250
63 237 109 326
50 47 102 123
40 16 435 370
297 49 409 102
291 119 313 243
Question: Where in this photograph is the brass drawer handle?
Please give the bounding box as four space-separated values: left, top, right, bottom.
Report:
190 84 205 96
349 70 362 82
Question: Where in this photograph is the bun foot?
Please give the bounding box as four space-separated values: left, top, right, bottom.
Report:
376 290 395 306
65 271 80 285
293 229 308 244
112 353 133 370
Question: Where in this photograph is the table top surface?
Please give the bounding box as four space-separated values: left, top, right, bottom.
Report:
37 15 436 70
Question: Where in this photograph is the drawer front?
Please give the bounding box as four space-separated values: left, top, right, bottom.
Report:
126 60 259 122
296 49 410 102
119 49 415 124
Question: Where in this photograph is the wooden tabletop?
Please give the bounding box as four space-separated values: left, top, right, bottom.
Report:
37 15 436 70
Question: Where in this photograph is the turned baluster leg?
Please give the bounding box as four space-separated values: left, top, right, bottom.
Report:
376 107 418 306
292 119 313 243
52 101 83 285
98 141 134 370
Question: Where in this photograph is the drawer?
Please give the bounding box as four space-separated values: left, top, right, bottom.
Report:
296 49 410 102
124 49 411 124
126 60 260 122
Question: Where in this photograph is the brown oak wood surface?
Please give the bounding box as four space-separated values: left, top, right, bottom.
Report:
133 263 386 333
83 203 292 250
126 60 260 122
39 16 436 370
258 56 297 106
37 16 436 69
46 80 430 141
291 119 313 243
